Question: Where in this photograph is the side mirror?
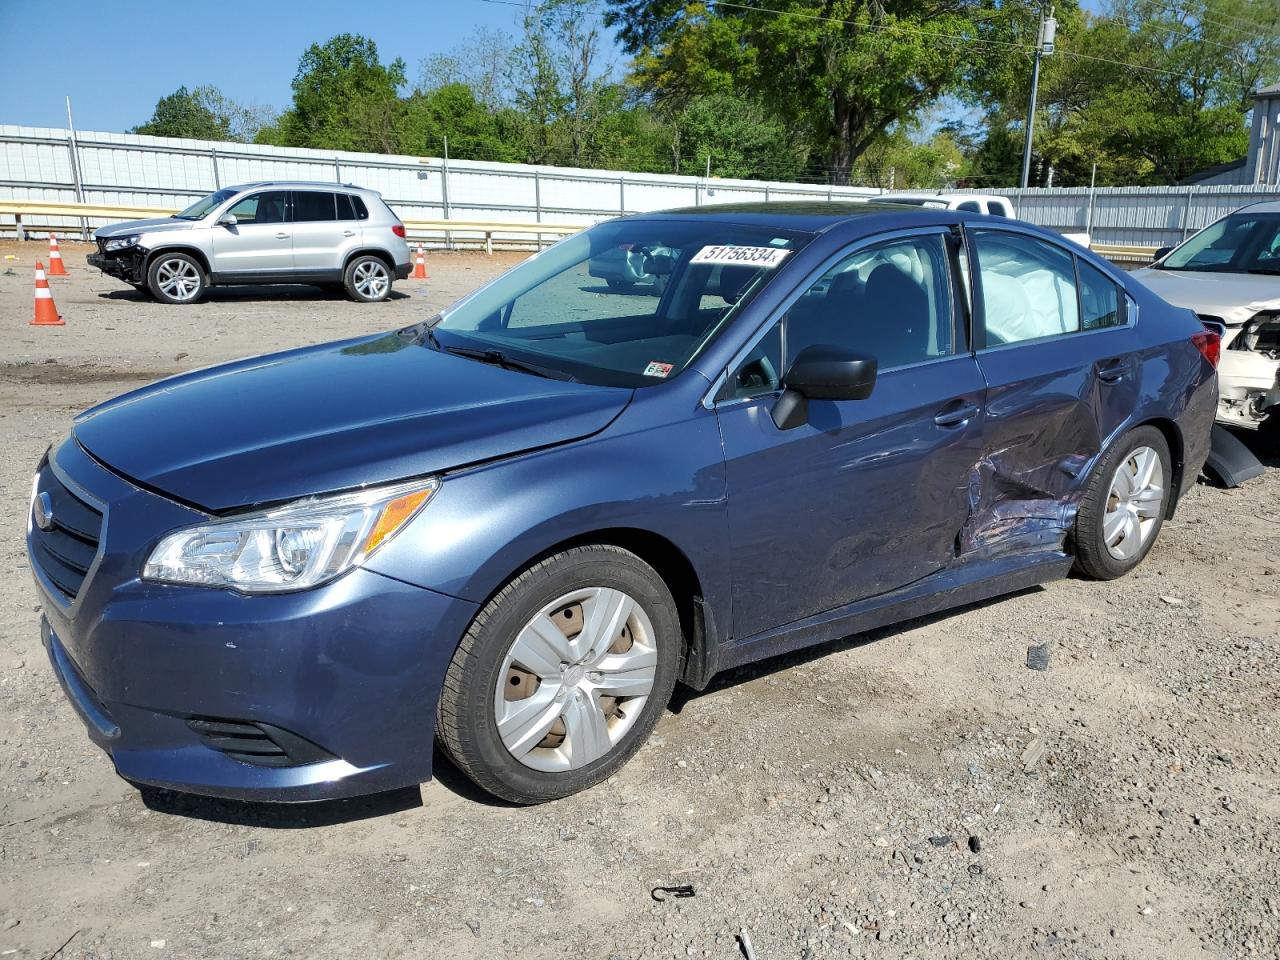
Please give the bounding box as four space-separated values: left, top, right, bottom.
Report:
771 345 877 430
1153 246 1172 261
217 213 237 227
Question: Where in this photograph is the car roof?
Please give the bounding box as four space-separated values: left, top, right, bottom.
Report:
226 181 371 194
629 200 964 232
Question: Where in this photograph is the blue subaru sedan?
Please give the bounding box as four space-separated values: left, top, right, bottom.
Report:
27 203 1218 804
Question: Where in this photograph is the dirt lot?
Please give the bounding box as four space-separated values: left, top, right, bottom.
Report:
1 240 1278 960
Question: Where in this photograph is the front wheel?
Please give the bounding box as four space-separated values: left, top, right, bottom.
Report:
436 545 681 804
1073 426 1172 579
147 253 205 304
344 255 393 302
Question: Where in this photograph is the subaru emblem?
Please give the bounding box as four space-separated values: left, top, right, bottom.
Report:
33 491 54 531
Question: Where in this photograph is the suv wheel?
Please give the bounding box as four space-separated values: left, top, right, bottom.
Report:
344 255 392 303
437 545 681 804
147 253 206 304
1072 425 1171 579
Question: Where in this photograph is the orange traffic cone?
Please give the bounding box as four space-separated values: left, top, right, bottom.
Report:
412 243 428 280
31 261 64 326
46 233 68 276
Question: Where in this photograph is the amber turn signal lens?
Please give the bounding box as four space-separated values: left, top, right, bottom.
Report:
362 488 434 555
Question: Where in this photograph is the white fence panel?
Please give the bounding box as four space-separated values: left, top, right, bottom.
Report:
5 124 1280 248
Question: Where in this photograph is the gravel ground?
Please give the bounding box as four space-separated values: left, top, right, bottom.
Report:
1 240 1278 960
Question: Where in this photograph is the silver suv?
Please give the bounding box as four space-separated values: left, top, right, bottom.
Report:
88 181 412 304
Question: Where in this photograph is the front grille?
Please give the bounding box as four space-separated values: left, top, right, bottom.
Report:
187 718 336 768
29 466 103 603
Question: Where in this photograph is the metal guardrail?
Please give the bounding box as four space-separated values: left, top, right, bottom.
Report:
0 200 585 252
1090 243 1160 263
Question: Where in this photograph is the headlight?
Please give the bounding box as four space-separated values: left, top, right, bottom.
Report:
103 235 140 251
142 477 439 593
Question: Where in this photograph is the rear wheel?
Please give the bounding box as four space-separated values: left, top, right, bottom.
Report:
437 545 681 804
344 255 392 302
147 253 205 304
1073 426 1171 579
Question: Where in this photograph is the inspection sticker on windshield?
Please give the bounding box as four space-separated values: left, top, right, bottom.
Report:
690 245 792 268
643 361 674 378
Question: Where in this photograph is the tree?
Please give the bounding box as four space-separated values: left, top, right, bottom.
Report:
966 0 1280 185
606 0 994 183
267 34 407 153
395 83 524 161
132 86 228 141
672 92 806 180
506 0 617 166
418 28 516 108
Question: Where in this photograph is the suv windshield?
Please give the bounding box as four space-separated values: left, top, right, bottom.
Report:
1160 211 1280 274
174 188 239 220
429 219 812 387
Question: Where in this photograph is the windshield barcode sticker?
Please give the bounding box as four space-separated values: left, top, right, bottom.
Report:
690 245 792 268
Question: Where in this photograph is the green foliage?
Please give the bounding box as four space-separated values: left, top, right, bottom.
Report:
395 84 523 162
132 85 272 142
967 0 1278 185
607 0 993 183
270 34 407 153
131 0 1280 188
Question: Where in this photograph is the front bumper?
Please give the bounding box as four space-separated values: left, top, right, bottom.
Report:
87 250 145 284
29 439 479 801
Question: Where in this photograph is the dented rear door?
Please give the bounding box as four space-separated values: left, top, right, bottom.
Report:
966 227 1140 555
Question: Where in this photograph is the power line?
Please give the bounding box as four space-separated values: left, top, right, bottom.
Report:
1130 0 1280 39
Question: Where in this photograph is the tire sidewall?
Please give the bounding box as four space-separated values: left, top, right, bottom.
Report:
447 550 680 803
1079 426 1172 578
146 253 205 305
344 255 392 302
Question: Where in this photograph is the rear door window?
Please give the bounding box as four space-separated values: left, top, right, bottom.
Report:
293 192 337 222
973 230 1079 345
1078 259 1123 329
336 194 359 221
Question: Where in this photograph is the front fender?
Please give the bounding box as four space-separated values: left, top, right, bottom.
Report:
364 398 733 644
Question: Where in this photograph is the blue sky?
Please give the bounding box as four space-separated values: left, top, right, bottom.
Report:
0 0 594 132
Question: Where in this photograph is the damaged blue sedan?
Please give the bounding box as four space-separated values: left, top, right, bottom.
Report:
28 203 1218 804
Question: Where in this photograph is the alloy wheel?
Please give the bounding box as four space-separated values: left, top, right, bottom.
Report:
1102 445 1164 561
494 587 657 773
353 260 389 300
156 258 201 301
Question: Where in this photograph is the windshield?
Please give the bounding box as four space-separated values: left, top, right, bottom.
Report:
1160 212 1280 274
429 218 812 387
174 188 239 220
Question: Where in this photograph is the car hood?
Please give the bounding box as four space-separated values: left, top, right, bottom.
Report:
1132 267 1280 325
95 217 200 239
73 332 633 512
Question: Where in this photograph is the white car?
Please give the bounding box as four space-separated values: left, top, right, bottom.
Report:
1134 202 1280 443
875 193 1091 247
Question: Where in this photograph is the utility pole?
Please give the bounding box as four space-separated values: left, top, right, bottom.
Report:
1020 6 1056 189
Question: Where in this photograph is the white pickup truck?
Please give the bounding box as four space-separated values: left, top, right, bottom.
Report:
875 193 1091 248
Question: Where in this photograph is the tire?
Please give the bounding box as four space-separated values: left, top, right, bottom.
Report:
605 278 633 291
1072 425 1172 580
437 545 681 804
146 253 206 304
343 255 393 302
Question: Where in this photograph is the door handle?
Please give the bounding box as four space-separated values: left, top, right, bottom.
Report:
342 230 356 237
934 402 980 427
1096 358 1126 383
275 232 290 239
